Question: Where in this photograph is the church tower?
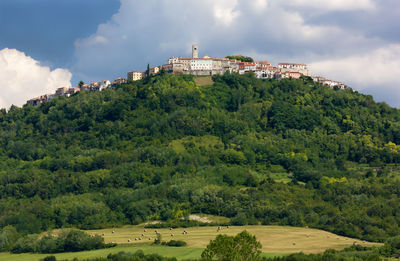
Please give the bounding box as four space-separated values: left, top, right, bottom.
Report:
192 44 199 59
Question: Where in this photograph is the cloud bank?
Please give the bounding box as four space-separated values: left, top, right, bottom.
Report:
310 44 400 105
72 0 400 107
0 48 72 109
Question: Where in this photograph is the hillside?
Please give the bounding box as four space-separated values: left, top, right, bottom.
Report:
0 72 400 251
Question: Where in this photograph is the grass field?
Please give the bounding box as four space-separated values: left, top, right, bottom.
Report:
86 225 380 254
0 245 204 261
0 225 382 261
194 76 214 86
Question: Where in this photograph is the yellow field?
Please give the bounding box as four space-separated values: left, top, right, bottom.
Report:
0 225 382 261
86 225 380 254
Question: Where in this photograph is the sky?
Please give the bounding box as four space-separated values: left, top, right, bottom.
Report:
0 0 400 109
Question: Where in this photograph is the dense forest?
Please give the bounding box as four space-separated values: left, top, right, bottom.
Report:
1 72 400 251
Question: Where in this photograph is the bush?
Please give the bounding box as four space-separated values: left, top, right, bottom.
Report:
164 240 187 247
11 230 114 254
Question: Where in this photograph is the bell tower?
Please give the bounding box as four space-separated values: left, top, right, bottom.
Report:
192 44 199 59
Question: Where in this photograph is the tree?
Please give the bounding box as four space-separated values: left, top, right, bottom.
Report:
225 55 254 63
78 81 84 88
145 64 151 78
0 225 20 251
201 230 262 261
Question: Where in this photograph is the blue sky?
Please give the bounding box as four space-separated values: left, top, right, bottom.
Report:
0 0 400 109
0 0 120 68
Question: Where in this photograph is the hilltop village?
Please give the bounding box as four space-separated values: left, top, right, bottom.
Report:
27 44 346 106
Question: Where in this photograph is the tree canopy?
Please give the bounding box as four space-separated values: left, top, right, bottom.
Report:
202 231 262 261
0 72 399 251
225 55 254 62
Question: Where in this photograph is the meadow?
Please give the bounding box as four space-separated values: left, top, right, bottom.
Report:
86 225 380 254
0 225 381 261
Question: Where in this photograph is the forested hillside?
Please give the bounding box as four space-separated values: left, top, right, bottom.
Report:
1 72 400 247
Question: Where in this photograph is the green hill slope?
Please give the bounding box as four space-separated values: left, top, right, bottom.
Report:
0 72 399 247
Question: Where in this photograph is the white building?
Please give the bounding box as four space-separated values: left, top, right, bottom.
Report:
150 67 160 75
127 71 143 81
278 63 310 76
96 80 111 91
254 69 275 79
190 58 213 71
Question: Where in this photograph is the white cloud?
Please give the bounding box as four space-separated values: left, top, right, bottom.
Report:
0 48 72 109
310 44 400 105
286 0 375 11
75 35 109 47
251 0 268 11
213 0 240 26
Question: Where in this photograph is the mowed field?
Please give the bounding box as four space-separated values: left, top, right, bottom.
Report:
0 225 382 261
87 225 379 254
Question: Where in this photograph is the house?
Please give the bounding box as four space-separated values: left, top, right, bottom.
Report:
65 87 80 97
55 87 69 97
254 68 275 79
238 62 257 74
190 58 213 71
98 80 111 91
278 63 310 76
127 71 143 81
80 84 90 91
27 97 41 106
255 61 272 70
114 77 127 84
150 67 160 75
312 76 346 89
281 71 302 79
161 64 173 74
112 77 127 87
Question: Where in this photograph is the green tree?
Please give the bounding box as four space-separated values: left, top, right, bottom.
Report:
201 230 262 261
225 55 254 63
0 225 20 251
145 64 150 78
